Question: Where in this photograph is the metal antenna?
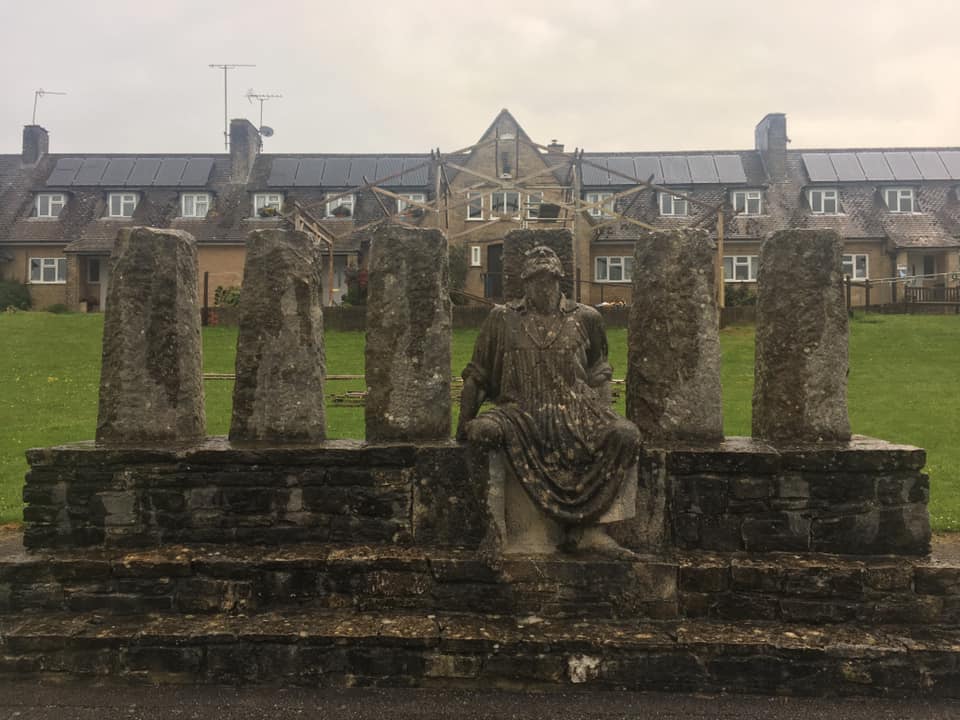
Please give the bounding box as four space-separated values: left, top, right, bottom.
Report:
246 89 283 131
32 89 67 125
209 63 255 150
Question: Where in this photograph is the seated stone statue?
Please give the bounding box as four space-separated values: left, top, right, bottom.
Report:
457 245 641 557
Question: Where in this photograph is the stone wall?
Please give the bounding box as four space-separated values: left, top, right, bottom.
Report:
22 437 929 556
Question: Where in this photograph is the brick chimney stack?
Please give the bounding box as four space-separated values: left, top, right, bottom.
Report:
547 139 565 154
755 113 788 182
22 125 49 165
229 118 260 182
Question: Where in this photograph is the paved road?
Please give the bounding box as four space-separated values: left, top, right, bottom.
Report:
1 684 958 719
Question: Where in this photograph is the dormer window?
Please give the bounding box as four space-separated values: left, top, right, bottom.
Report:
181 193 211 218
659 192 688 216
35 193 66 218
808 188 839 215
325 194 354 218
397 193 426 215
585 192 614 218
108 192 138 218
731 190 762 216
253 193 283 217
884 187 915 213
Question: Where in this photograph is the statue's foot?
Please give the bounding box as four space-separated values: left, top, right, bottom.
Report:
567 526 637 560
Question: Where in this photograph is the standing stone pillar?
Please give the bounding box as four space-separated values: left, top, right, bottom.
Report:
365 226 451 441
503 229 574 300
626 229 723 441
229 229 326 443
96 227 205 445
752 229 851 442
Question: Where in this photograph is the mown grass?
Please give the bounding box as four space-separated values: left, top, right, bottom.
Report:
1 312 957 530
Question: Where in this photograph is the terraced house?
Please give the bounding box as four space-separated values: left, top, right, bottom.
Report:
1 110 958 311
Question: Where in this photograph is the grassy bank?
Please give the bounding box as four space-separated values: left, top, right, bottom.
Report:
1 312 957 529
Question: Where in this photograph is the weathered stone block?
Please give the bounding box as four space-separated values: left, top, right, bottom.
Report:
230 229 326 443
752 229 850 442
627 229 723 441
365 226 451 441
96 227 205 445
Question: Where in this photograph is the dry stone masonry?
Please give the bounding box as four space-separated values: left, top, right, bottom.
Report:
229 229 326 443
753 229 851 442
626 229 723 441
8 226 953 695
95 227 205 445
365 225 452 441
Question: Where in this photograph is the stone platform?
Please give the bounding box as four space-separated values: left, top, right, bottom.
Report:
7 436 949 695
2 531 960 694
22 437 930 555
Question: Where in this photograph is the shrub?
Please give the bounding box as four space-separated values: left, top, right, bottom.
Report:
448 244 468 305
724 283 757 307
214 285 241 307
45 303 69 314
0 280 31 310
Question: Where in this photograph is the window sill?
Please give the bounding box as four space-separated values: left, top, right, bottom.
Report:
28 281 67 285
724 279 757 283
26 217 62 222
100 217 134 221
594 280 632 284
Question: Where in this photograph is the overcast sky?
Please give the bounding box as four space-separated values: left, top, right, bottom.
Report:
2 0 959 155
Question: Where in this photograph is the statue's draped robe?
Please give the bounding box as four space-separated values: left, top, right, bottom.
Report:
463 297 636 524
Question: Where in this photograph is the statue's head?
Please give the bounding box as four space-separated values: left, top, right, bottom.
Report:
521 245 564 281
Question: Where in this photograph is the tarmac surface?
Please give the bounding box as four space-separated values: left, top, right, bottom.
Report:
0 684 959 719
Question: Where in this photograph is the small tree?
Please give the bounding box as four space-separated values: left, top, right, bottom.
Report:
0 280 31 310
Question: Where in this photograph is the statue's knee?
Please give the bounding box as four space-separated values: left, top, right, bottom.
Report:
610 419 641 453
466 416 503 449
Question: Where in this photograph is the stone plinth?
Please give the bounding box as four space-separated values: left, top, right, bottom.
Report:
753 229 851 442
365 226 451 441
95 227 205 445
626 229 723 441
230 229 326 443
22 436 928 555
502 228 574 300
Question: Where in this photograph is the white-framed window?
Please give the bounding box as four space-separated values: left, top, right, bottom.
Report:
526 192 543 219
491 191 520 217
842 253 869 280
467 192 484 220
659 192 688 216
585 192 614 218
731 190 762 215
884 187 915 213
181 193 211 218
108 192 138 218
808 188 839 214
723 255 759 282
397 192 426 214
35 193 66 218
595 255 633 282
470 246 482 267
29 257 67 284
325 194 354 218
88 258 101 284
253 193 284 216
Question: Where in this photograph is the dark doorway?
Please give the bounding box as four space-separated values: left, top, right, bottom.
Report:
485 244 503 300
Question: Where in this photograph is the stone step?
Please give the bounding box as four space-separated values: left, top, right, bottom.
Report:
2 609 960 696
2 532 959 625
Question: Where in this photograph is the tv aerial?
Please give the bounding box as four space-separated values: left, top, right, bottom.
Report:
32 89 67 125
246 89 282 140
209 63 255 150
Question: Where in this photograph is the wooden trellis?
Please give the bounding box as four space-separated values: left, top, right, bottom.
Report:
293 131 739 308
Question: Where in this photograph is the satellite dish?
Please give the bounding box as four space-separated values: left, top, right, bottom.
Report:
260 126 274 137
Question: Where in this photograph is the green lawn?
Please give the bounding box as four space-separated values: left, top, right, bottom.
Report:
1 313 957 530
